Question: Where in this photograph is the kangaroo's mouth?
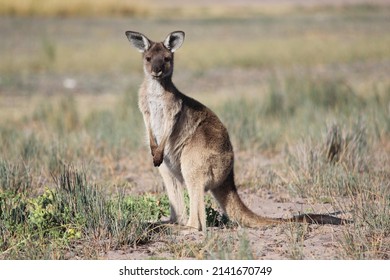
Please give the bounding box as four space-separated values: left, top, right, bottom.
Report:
151 71 163 78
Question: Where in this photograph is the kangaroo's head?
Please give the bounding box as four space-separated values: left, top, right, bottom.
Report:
125 31 185 80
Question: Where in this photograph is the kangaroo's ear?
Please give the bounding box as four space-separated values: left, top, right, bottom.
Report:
125 31 151 53
163 31 185 52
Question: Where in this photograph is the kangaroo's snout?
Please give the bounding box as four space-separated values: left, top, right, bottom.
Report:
151 59 165 78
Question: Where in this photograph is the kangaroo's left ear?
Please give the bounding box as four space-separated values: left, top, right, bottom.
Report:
163 31 185 52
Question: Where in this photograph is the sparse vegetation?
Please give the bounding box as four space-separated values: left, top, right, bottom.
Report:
0 165 164 259
0 1 389 259
0 0 149 17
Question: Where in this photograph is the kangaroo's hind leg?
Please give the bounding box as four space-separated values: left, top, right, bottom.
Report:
180 152 210 232
159 163 187 225
184 177 206 231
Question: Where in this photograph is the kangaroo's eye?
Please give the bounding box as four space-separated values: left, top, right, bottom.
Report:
164 57 171 62
145 56 151 62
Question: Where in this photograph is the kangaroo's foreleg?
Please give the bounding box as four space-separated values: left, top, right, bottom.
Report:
139 107 165 167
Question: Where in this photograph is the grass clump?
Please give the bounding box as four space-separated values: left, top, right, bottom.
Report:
0 163 232 259
286 119 369 199
0 165 166 259
33 96 81 135
0 161 32 194
264 76 366 119
340 175 390 259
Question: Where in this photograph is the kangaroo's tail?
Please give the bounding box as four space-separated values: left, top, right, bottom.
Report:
211 171 352 227
283 213 352 225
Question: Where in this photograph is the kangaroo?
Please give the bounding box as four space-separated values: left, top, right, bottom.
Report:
125 30 350 231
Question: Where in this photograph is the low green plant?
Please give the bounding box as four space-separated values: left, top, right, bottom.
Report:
0 163 232 259
0 166 157 258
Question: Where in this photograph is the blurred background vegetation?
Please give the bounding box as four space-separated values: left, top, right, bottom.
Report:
0 0 389 259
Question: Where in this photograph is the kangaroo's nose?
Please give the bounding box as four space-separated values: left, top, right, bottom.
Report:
152 63 164 77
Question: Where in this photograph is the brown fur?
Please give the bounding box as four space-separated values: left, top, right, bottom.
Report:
125 31 351 231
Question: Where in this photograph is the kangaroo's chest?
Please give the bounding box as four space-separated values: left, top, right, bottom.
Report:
145 80 171 143
148 96 165 143
143 79 183 160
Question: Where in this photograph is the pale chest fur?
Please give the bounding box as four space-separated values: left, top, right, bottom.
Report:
150 112 164 144
147 83 165 144
141 79 182 146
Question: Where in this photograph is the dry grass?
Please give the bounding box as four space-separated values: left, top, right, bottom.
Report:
0 0 149 17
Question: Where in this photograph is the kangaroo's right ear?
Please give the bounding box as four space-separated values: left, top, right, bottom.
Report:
125 31 151 53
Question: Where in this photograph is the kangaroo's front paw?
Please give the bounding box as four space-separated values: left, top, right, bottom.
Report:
153 149 163 167
150 144 158 157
